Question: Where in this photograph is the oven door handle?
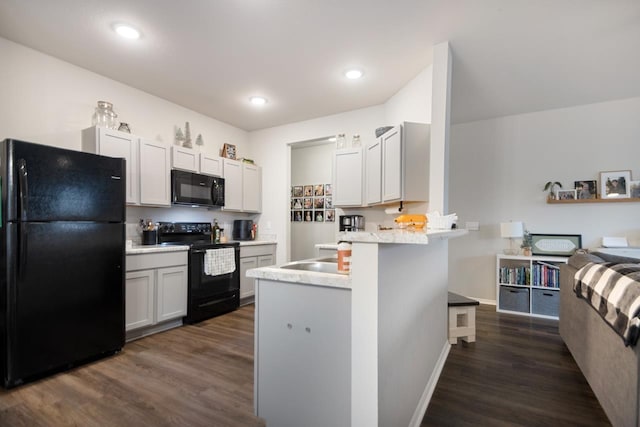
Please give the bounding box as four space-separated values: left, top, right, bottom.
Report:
192 249 207 254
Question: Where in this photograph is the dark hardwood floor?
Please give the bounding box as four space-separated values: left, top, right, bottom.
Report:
422 305 611 427
0 306 264 427
0 304 611 426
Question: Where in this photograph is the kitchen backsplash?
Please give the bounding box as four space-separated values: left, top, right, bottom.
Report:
126 205 257 244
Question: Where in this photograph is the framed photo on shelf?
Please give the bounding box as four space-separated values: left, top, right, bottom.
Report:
292 186 303 197
556 189 576 200
574 180 597 199
531 234 582 257
221 143 236 159
600 170 631 198
630 180 640 198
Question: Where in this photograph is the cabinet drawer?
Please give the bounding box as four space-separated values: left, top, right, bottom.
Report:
240 244 276 258
499 286 529 313
532 288 559 317
126 251 188 272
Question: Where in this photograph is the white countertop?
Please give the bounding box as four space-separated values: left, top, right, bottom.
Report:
126 244 190 255
247 265 351 289
237 240 277 246
125 240 275 255
337 228 468 244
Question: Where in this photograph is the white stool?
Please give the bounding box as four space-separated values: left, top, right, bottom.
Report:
448 292 479 344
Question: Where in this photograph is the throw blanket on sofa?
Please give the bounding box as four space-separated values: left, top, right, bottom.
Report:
574 262 640 346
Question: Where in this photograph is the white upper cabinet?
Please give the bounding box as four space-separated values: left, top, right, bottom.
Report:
139 139 171 206
200 153 222 177
222 158 243 211
171 146 222 177
365 140 382 205
171 146 198 172
242 163 262 213
364 122 430 206
222 158 262 212
333 147 363 207
82 126 139 204
381 126 403 202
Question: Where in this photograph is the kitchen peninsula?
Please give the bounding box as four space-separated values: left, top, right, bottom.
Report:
248 228 467 427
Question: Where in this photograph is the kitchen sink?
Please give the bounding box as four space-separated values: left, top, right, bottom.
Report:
280 260 338 274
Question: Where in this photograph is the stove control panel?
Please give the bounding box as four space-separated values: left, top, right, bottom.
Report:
158 222 212 235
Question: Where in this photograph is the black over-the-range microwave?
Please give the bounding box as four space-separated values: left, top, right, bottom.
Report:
171 169 225 208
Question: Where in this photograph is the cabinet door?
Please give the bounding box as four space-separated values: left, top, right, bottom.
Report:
98 128 139 204
240 257 258 299
333 148 363 207
382 126 402 202
125 270 155 331
258 254 275 267
242 164 262 212
365 140 382 205
156 266 188 322
171 146 198 172
200 153 222 176
256 280 351 426
223 158 243 211
139 139 171 206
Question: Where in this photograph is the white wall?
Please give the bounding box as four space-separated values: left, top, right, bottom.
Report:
249 105 386 262
290 142 336 260
0 37 248 157
250 65 434 263
448 96 640 302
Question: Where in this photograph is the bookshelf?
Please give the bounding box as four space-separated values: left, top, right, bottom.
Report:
496 254 568 319
547 197 640 204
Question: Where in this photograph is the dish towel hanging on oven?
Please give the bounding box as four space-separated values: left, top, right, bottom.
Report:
204 248 236 276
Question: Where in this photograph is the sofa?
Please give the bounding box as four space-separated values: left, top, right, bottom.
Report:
559 251 640 427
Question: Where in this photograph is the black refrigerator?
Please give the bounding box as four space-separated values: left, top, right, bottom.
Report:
0 139 126 388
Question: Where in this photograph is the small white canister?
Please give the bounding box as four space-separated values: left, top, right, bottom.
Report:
337 241 352 274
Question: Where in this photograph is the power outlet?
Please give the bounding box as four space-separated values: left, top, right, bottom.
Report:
466 221 480 231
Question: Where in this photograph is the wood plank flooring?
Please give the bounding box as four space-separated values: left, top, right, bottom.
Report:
422 305 611 426
0 306 264 427
0 304 611 426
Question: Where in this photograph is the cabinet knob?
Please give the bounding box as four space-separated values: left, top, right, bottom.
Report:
305 327 311 333
287 323 292 329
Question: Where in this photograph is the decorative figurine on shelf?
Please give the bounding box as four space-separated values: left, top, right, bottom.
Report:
195 134 204 149
183 122 192 148
175 127 185 146
543 181 562 200
521 229 533 256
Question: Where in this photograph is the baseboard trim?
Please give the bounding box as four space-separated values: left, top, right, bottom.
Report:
474 297 496 306
408 341 451 427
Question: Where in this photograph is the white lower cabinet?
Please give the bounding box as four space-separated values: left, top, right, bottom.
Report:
239 243 276 303
125 251 188 340
255 279 351 427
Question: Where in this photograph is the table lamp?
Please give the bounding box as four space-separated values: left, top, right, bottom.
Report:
500 221 524 255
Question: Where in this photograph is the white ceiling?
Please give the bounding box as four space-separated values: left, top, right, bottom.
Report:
1 0 639 131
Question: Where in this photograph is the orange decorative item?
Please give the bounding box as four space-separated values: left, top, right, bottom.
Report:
337 242 352 274
394 214 428 230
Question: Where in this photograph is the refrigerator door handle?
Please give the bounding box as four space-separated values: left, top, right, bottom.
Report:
18 158 29 221
18 223 28 279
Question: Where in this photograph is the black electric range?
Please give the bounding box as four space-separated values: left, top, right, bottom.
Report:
158 222 240 323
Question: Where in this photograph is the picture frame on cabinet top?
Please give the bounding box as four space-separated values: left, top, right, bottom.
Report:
221 143 236 159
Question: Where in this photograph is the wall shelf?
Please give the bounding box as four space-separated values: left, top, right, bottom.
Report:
547 197 640 204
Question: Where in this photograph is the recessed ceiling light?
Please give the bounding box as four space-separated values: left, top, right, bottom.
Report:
250 96 268 106
345 69 364 79
114 24 141 40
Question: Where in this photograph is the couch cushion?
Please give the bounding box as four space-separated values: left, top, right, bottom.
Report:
568 251 606 269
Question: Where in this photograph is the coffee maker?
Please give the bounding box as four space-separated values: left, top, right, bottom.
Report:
339 215 365 232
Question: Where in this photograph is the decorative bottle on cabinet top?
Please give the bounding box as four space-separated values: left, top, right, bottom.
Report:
92 101 118 129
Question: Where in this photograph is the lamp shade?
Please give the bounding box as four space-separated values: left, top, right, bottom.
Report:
500 222 524 238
